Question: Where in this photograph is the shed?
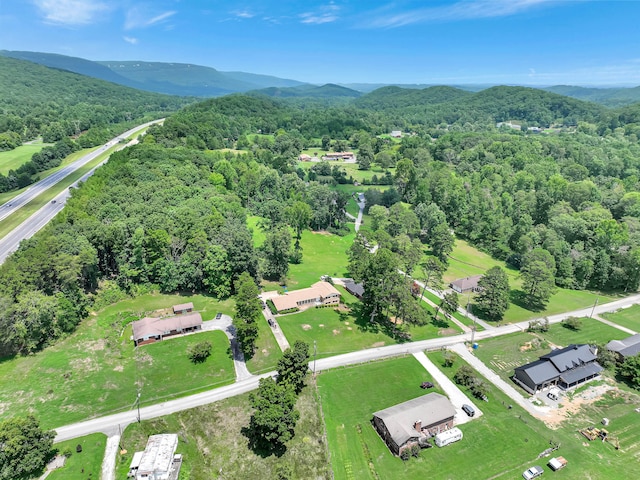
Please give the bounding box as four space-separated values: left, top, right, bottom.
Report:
172 302 194 314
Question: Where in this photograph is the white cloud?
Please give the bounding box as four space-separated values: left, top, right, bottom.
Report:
123 36 139 44
32 0 109 26
365 0 562 28
125 7 176 30
300 2 340 25
232 9 255 19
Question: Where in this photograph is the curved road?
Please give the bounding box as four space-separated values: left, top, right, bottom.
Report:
0 120 163 264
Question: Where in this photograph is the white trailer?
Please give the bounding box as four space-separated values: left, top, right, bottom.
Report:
434 427 463 447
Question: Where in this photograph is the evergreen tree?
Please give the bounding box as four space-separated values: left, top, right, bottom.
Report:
233 272 261 357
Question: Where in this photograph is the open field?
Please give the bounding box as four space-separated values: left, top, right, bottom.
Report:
245 313 282 375
474 319 627 386
116 384 331 480
0 292 235 429
47 433 107 480
297 158 397 184
0 142 52 175
601 304 640 333
430 238 617 323
427 350 639 479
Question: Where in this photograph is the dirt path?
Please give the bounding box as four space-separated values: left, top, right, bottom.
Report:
101 434 120 480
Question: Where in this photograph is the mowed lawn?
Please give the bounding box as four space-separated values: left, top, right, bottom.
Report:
297 158 397 184
0 293 236 429
116 386 331 480
427 238 616 324
245 312 282 375
474 319 627 386
601 305 640 333
48 433 107 480
0 142 51 175
427 350 639 479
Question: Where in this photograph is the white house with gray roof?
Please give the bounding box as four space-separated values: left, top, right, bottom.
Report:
372 392 456 455
513 344 603 394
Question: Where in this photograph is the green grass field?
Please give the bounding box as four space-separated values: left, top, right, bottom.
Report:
601 305 640 333
0 293 236 429
0 142 52 175
297 158 396 184
428 239 617 324
474 319 628 386
116 384 331 480
427 350 639 479
245 313 282 375
48 433 107 480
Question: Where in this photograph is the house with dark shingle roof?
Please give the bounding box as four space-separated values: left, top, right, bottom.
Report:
607 333 640 362
372 393 456 456
344 280 364 299
450 275 483 293
513 344 603 394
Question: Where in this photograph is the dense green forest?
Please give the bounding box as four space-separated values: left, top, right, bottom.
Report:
3 84 640 355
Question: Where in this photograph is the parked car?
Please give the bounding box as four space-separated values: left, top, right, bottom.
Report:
215 313 222 320
522 466 544 480
420 382 434 389
462 404 475 417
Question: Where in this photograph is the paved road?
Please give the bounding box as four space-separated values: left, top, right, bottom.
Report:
0 120 163 265
53 291 640 443
450 343 550 418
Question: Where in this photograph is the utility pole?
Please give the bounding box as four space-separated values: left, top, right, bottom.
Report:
313 340 317 378
136 391 141 423
589 296 599 319
467 291 476 345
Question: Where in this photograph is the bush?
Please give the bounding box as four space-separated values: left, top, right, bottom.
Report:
562 316 583 331
188 341 212 363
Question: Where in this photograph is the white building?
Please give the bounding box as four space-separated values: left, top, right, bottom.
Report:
128 434 182 480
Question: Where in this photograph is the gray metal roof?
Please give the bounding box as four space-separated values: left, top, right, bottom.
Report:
373 393 455 447
515 359 559 385
607 334 640 358
560 362 603 385
344 281 364 297
541 344 596 372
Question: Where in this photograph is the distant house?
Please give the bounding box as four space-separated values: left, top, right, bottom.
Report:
606 333 640 362
128 434 182 480
271 281 341 313
449 275 484 293
390 130 402 138
496 121 522 130
344 281 364 299
513 344 603 394
131 313 203 346
172 302 194 315
373 393 456 456
298 154 312 161
323 151 355 161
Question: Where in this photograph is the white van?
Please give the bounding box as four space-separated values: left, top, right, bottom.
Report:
434 427 463 447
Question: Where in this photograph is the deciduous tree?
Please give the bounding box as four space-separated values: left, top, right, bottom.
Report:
476 266 510 321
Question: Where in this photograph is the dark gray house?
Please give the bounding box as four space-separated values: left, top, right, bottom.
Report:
606 333 640 362
372 393 456 456
513 344 603 394
344 280 364 299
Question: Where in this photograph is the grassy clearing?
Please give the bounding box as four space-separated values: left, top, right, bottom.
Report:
277 288 460 359
247 215 266 248
427 350 639 479
0 143 52 175
601 305 640 333
474 319 627 386
297 159 396 184
116 384 331 480
287 227 355 289
245 314 282 375
433 239 616 324
48 433 107 480
0 292 236 429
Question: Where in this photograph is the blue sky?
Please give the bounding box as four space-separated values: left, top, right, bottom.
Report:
1 0 640 86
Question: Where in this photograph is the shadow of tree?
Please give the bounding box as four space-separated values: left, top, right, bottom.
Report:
509 289 546 312
430 313 450 329
241 423 287 458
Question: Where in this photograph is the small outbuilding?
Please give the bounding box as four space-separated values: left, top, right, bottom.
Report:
372 393 456 456
172 302 194 315
606 333 640 362
450 275 483 293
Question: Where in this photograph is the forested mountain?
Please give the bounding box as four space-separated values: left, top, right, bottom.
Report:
0 50 306 97
545 85 640 107
4 85 640 355
249 83 361 99
0 55 190 192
